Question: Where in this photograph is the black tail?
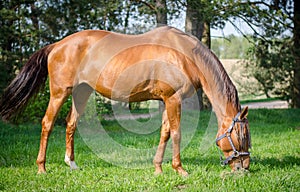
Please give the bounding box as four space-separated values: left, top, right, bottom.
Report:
0 44 54 122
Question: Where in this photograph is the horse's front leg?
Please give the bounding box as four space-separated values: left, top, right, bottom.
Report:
153 109 170 174
165 94 188 176
154 94 188 176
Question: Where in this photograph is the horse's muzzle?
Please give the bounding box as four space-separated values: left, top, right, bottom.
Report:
230 155 250 171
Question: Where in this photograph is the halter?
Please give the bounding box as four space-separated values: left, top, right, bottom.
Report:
215 112 250 166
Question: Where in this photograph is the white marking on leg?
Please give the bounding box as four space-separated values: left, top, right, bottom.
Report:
65 153 71 166
64 153 79 170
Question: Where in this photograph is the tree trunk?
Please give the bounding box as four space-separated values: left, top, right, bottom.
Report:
154 0 168 112
293 0 300 108
30 3 39 30
185 0 204 38
123 1 131 33
155 0 167 27
185 0 213 109
201 22 212 109
202 22 211 49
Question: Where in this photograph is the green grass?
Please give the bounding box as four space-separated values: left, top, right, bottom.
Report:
0 109 299 191
240 97 284 104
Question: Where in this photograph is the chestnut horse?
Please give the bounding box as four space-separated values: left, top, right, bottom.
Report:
0 26 250 175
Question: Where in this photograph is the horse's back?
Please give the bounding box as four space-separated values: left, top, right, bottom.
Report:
93 27 199 101
47 27 199 100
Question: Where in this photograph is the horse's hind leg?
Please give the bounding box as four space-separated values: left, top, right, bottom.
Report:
64 83 93 170
36 88 71 173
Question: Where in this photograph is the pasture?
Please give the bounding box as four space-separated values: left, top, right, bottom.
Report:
0 109 299 191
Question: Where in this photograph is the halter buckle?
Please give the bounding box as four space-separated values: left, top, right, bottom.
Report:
233 151 239 158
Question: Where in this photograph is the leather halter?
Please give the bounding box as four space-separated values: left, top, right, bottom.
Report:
215 112 250 166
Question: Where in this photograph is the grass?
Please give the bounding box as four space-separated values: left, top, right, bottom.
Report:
0 109 299 191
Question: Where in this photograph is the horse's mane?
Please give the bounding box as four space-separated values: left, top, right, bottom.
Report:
194 43 240 110
150 27 241 111
192 38 240 111
236 119 251 150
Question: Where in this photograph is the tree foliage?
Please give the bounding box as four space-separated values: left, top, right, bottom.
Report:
0 0 129 123
245 38 294 99
0 0 299 124
239 0 297 106
0 0 127 88
199 0 297 106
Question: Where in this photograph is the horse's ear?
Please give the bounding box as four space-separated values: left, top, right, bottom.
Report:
239 106 248 120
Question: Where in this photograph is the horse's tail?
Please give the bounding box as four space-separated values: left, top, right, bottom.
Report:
0 44 55 122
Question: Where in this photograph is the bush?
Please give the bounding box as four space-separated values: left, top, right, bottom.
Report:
17 82 151 124
95 92 113 115
244 38 294 102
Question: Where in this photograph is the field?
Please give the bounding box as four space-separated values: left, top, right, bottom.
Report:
0 109 299 191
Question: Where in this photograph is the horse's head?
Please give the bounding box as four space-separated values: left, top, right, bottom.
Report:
216 106 251 171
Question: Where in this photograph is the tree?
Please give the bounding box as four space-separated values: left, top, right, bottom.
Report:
245 38 294 99
0 1 126 90
131 0 169 27
188 0 298 107
237 0 298 107
293 0 300 108
155 0 168 26
0 1 47 92
183 0 242 109
185 0 209 109
0 0 130 122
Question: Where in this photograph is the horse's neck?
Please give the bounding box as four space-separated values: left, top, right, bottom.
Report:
214 102 239 130
193 53 240 127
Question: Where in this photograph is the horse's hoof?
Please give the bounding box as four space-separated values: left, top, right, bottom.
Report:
70 161 79 170
65 154 79 170
154 170 163 175
154 164 163 175
178 170 189 177
37 163 46 174
176 167 189 177
37 169 46 174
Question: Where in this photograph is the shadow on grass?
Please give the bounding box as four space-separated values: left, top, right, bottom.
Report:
182 153 300 174
252 155 300 169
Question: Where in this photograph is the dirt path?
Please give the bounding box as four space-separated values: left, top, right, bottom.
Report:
242 100 288 109
103 112 158 121
102 100 288 121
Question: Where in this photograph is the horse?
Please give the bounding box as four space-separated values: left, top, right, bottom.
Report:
0 26 251 175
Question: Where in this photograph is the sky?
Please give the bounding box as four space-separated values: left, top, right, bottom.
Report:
210 19 255 37
211 21 244 37
169 11 253 37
